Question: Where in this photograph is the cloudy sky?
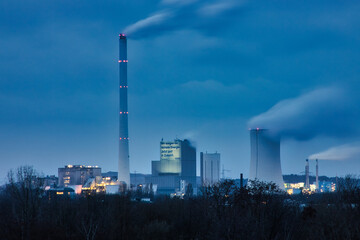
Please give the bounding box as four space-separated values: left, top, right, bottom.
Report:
1 0 360 182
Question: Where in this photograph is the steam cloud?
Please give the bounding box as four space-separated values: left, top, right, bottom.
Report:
309 142 360 161
123 0 246 38
248 86 359 140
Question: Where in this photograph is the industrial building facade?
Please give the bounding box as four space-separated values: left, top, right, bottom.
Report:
200 152 220 186
58 165 101 187
149 139 196 194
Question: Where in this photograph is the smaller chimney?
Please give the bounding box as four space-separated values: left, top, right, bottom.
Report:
240 173 243 189
305 159 310 189
316 159 319 191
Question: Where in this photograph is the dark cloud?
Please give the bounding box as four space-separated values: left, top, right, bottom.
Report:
248 86 360 140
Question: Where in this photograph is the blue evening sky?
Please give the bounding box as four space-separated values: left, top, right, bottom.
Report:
1 0 359 182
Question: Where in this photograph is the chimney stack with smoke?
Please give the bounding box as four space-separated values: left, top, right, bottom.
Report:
316 159 319 191
305 159 310 189
118 34 130 187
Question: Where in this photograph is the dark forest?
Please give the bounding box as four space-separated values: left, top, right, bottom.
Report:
1 166 359 240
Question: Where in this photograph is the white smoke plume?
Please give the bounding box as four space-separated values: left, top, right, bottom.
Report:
248 86 359 140
309 142 360 161
123 0 246 38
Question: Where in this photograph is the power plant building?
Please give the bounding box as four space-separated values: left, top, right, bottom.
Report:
118 34 130 186
200 152 220 186
249 129 284 189
58 165 101 187
148 139 196 194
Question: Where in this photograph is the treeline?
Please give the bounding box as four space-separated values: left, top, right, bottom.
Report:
1 166 360 240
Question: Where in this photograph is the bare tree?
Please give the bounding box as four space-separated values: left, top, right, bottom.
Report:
79 216 99 240
6 166 44 240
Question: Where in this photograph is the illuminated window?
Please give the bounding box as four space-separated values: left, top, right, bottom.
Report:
56 192 63 195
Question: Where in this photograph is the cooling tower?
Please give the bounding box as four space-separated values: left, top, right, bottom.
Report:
118 34 130 186
249 129 284 189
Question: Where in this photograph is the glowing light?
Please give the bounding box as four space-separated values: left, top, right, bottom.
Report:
120 86 122 88
120 138 122 140
120 112 122 114
118 60 122 63
256 128 260 130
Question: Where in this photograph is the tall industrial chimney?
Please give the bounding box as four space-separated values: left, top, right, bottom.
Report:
118 34 130 186
316 159 319 191
305 159 309 189
249 129 284 189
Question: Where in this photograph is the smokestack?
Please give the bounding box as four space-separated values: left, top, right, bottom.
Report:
316 159 319 191
240 173 243 189
249 129 284 189
118 34 130 186
305 159 309 189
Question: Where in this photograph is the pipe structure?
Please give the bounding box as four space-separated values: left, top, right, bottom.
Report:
118 34 130 186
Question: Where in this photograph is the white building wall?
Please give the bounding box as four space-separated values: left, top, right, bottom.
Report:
200 152 220 185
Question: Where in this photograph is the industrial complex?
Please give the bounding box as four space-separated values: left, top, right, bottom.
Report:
42 35 337 197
